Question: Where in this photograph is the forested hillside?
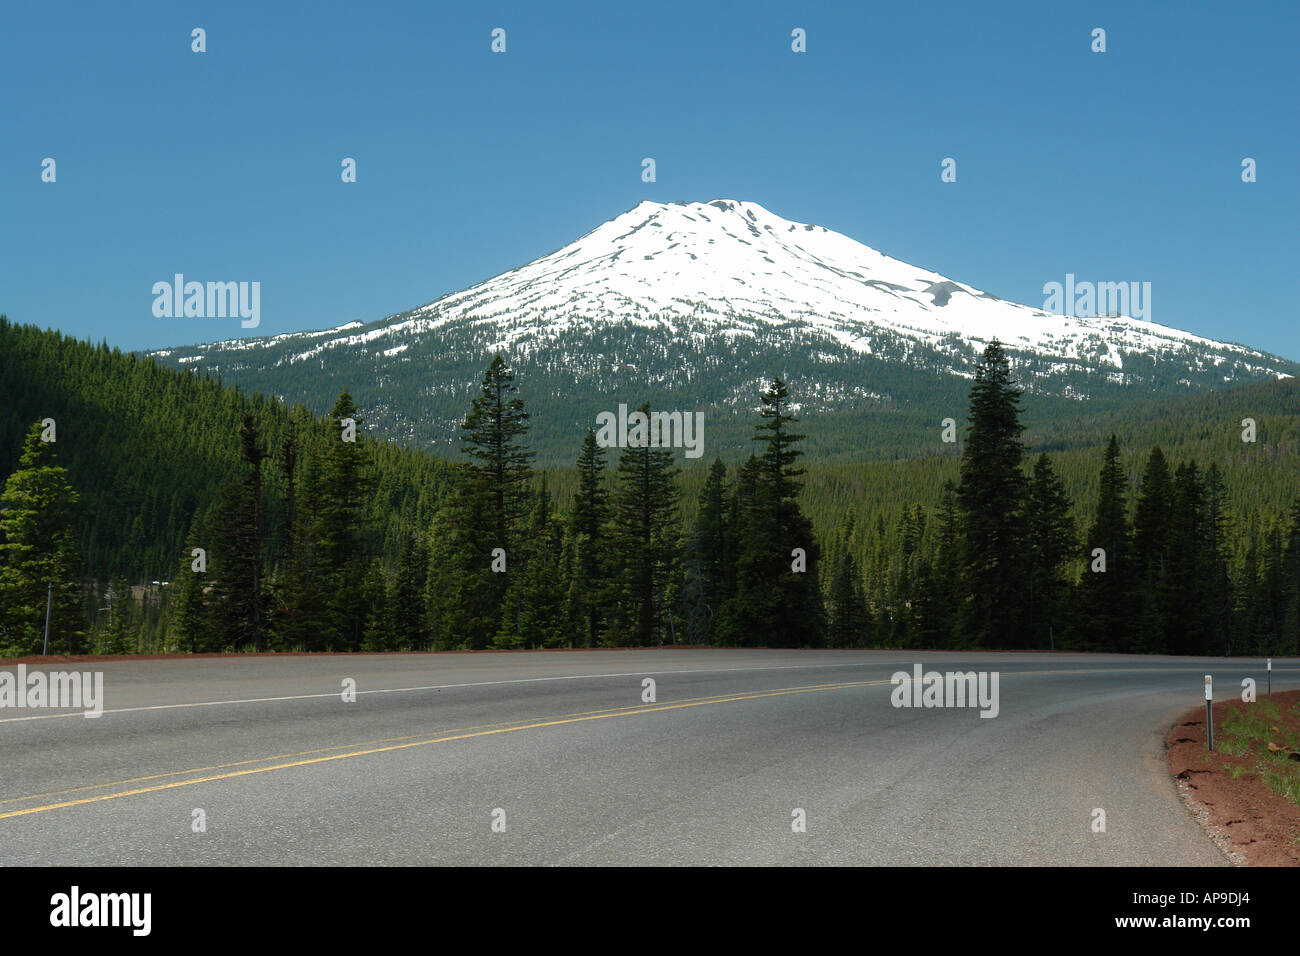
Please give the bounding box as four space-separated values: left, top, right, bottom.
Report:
0 316 453 650
149 314 1300 466
2 316 1298 657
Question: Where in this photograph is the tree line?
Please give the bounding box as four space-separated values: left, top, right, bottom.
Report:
3 333 1299 656
820 342 1300 655
175 356 827 651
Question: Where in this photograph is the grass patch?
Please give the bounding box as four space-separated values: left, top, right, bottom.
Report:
1215 697 1300 807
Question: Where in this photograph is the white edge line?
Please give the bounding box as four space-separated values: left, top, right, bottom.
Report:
1 661 1295 724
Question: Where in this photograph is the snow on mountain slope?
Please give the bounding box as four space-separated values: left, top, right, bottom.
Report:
162 199 1292 386
403 199 1214 362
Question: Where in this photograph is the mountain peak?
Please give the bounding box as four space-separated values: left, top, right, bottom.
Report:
155 199 1296 427
625 198 803 227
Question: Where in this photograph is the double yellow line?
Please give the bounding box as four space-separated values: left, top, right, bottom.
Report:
0 678 887 820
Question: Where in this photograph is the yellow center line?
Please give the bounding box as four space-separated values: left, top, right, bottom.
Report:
1 716 538 805
5 663 1261 821
2 680 866 805
0 679 883 818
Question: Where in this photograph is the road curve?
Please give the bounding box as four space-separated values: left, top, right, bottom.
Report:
1 649 1294 865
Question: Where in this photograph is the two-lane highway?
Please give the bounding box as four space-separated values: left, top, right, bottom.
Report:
1 650 1293 865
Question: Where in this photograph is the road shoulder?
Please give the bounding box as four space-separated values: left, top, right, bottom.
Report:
1165 689 1300 866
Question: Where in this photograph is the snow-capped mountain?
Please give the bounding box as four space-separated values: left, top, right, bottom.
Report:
149 199 1298 460
329 198 1283 375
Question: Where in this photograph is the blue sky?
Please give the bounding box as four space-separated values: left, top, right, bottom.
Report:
2 0 1297 357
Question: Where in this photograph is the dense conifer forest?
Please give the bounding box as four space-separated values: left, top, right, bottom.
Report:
2 315 1298 657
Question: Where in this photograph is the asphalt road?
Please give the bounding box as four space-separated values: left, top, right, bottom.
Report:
1 649 1295 865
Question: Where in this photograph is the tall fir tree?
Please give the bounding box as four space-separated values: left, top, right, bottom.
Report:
173 512 211 652
729 379 824 647
569 429 610 648
0 421 83 655
927 480 962 647
1201 464 1234 656
686 457 731 645
500 483 569 648
1130 447 1172 653
1281 496 1300 655
712 455 762 646
389 528 429 650
316 390 372 650
358 556 392 651
450 355 534 648
1024 454 1074 650
891 505 926 647
827 514 868 647
268 421 325 650
427 471 498 649
1164 462 1208 655
1252 524 1287 656
460 354 534 555
209 414 269 651
956 341 1028 648
606 403 680 646
1073 435 1131 651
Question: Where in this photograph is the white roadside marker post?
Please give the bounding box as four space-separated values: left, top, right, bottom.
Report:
1204 675 1214 751
1267 658 1271 698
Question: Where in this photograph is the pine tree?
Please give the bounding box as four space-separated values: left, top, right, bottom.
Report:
891 505 926 647
358 557 392 651
606 403 680 646
173 514 210 652
0 421 83 655
209 414 269 651
279 423 299 561
461 354 534 556
1130 447 1173 653
1237 527 1264 655
569 429 610 648
926 480 962 647
713 456 763 646
390 528 429 649
687 458 730 645
730 379 824 647
1199 464 1234 655
1165 462 1209 655
269 423 323 650
317 390 372 650
1254 524 1287 657
451 355 534 648
502 483 569 648
827 515 867 647
1282 496 1300 655
427 469 497 649
956 341 1028 648
1024 454 1074 650
1073 435 1131 651
866 511 889 639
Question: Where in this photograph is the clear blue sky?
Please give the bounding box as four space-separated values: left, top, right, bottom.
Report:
3 0 1297 358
